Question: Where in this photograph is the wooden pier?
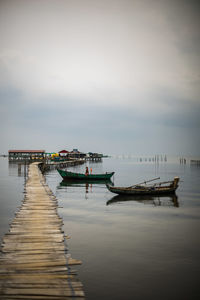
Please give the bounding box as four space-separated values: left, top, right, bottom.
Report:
190 159 200 166
85 155 102 162
0 162 84 299
41 159 85 172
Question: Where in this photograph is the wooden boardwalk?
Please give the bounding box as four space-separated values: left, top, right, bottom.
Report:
42 159 85 172
0 162 85 299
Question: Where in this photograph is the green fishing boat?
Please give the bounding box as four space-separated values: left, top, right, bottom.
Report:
57 169 114 181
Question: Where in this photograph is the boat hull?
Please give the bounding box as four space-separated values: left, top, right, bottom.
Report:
57 169 114 181
106 185 177 195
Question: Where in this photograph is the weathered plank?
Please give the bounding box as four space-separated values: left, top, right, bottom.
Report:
0 288 85 297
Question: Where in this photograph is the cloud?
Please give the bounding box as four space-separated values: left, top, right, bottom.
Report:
0 0 199 103
0 0 199 155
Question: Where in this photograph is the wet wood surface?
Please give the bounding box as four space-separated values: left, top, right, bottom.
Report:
0 162 84 299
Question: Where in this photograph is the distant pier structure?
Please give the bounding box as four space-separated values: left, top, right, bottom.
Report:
8 149 104 164
8 150 45 161
190 159 200 166
85 152 103 162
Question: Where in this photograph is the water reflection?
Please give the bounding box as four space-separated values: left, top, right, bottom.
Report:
59 179 114 199
107 193 179 207
8 162 28 178
59 179 114 186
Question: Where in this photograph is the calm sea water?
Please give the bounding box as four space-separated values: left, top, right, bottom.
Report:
0 157 200 300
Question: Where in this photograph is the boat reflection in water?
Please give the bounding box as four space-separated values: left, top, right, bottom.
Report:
106 193 179 207
59 179 114 198
60 179 114 187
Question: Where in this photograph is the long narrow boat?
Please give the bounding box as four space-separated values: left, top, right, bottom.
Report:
57 169 114 181
106 177 179 196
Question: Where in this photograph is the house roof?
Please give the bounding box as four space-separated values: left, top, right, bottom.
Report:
59 150 69 153
8 150 45 153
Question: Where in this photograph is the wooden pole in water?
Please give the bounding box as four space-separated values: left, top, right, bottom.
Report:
18 163 21 176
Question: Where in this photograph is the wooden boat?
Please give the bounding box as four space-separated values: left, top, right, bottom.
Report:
106 177 179 196
57 169 114 181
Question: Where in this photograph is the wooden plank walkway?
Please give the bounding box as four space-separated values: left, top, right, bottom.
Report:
0 162 85 299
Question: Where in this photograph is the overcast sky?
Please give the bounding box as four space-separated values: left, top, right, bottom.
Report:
0 0 199 155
